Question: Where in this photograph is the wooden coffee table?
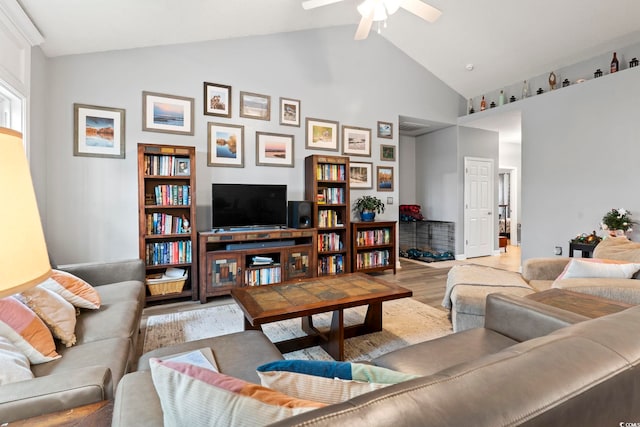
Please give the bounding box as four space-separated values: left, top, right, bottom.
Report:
526 288 632 318
231 273 412 360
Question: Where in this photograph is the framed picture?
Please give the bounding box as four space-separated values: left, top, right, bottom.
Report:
279 97 300 127
207 122 244 167
73 103 125 159
380 144 395 161
175 158 191 175
239 91 270 121
256 132 294 167
204 82 231 118
376 166 394 191
377 121 393 139
305 117 339 151
142 91 194 135
342 125 371 157
349 161 373 189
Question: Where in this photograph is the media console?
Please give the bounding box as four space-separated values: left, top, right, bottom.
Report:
198 228 317 303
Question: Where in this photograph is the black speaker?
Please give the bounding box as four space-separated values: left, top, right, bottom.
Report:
288 201 312 229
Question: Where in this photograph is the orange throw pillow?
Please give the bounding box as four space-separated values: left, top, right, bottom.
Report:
39 270 101 310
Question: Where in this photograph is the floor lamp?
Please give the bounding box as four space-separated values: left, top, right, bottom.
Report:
0 127 51 298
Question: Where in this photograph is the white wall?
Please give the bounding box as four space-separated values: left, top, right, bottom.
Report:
29 26 464 264
398 134 416 205
521 66 640 259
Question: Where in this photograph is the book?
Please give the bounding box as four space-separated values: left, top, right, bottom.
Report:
164 348 218 372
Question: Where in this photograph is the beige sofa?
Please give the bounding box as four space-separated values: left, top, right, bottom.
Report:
113 293 640 426
445 236 640 331
0 259 146 423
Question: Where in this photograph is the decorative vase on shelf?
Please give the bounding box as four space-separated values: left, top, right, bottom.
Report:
360 211 375 222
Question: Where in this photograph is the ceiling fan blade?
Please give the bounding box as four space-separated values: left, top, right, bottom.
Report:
354 10 374 40
302 0 344 10
400 0 442 22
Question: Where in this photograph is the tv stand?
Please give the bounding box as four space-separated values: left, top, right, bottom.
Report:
198 227 317 303
212 225 288 233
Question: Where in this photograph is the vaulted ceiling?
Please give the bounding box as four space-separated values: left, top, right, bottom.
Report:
17 0 640 100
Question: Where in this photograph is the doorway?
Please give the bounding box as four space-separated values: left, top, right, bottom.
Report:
464 157 494 258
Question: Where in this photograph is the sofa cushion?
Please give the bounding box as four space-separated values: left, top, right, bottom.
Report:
74 300 139 345
0 297 60 364
256 360 419 404
557 258 640 280
18 287 77 347
593 236 640 263
149 358 325 426
0 336 33 385
95 281 145 305
39 270 101 309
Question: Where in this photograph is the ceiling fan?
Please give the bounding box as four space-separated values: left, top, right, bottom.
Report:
302 0 442 40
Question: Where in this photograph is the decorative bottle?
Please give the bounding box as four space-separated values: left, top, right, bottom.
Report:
480 96 486 111
521 80 529 99
611 52 619 73
467 98 474 115
498 90 505 106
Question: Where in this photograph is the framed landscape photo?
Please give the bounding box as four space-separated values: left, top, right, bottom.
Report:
256 132 294 167
377 166 394 191
380 144 395 161
142 91 194 135
349 161 373 189
73 103 125 159
279 97 300 127
207 122 245 167
305 117 339 151
239 91 270 121
204 82 231 118
342 125 371 157
377 121 393 139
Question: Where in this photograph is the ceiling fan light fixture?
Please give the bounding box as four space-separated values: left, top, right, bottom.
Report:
357 0 387 21
383 0 401 15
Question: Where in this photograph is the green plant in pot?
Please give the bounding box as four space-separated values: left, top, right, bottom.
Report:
353 195 385 222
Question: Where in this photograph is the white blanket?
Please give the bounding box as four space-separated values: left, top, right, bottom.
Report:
442 265 532 309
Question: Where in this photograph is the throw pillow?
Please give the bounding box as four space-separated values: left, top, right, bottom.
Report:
256 360 420 404
38 270 101 309
556 259 640 280
149 358 326 426
0 336 33 385
18 286 77 347
0 297 60 364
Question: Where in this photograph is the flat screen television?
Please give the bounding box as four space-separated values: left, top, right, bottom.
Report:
212 183 287 230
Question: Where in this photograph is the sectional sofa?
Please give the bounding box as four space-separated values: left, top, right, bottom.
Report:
0 259 145 423
113 292 640 426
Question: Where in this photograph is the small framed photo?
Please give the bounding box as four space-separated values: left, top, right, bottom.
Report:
256 132 294 167
204 82 231 118
175 158 191 175
207 122 244 167
73 103 125 159
306 117 339 151
142 91 194 135
349 161 373 189
376 166 394 191
380 144 395 161
279 97 300 127
377 121 393 139
239 91 270 121
342 125 371 157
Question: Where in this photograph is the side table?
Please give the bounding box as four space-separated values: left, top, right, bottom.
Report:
526 288 632 319
568 241 598 258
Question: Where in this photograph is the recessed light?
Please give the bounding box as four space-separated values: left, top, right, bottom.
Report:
465 64 474 71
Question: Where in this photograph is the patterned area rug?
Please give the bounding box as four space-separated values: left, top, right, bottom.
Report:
143 298 452 361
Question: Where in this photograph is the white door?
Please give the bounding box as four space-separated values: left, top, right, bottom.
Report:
464 157 494 258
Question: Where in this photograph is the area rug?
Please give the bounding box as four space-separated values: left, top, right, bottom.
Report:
143 298 452 361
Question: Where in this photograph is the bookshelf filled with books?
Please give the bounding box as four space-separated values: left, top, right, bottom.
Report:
138 143 198 303
351 220 397 274
305 154 350 276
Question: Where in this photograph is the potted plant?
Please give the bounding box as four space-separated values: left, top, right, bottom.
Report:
352 195 385 222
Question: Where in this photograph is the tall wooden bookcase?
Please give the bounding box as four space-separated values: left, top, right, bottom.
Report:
305 154 350 275
137 143 198 303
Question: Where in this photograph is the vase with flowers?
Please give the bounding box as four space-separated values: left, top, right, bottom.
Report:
601 208 634 237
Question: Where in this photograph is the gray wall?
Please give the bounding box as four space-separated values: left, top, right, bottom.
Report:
521 66 640 259
29 26 464 264
398 134 416 205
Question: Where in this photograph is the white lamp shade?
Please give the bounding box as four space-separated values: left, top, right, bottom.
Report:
0 128 51 298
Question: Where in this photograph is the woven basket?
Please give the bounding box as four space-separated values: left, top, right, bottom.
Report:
146 275 186 296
